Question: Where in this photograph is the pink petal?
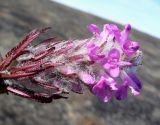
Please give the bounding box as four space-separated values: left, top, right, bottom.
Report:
78 71 95 85
103 62 111 70
105 75 118 90
109 67 120 78
92 76 112 102
121 71 142 96
129 87 140 96
115 80 128 100
87 24 100 37
120 24 131 45
89 46 99 55
117 61 132 66
123 41 139 56
108 48 120 60
105 24 121 40
100 24 109 41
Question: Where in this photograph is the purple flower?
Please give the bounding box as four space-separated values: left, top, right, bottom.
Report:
120 24 139 56
87 44 105 62
101 24 121 41
88 24 121 42
120 24 131 45
86 23 142 102
115 80 128 100
121 71 142 96
115 71 142 100
123 41 139 56
92 76 112 102
87 24 100 38
103 48 132 78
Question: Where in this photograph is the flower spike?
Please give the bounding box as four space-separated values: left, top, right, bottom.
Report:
0 24 143 103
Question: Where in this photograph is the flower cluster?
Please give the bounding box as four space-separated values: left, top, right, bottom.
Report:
86 24 142 102
0 24 142 103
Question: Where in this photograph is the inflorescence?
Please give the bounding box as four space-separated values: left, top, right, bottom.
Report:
0 24 143 103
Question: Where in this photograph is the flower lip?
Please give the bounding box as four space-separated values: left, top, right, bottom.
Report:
121 71 142 96
103 24 121 40
87 24 100 36
130 41 139 50
108 48 120 60
115 79 128 100
92 76 112 102
123 41 139 56
106 24 119 32
103 48 121 78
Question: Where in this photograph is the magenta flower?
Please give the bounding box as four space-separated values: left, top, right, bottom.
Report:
0 24 143 103
103 48 132 78
87 24 100 38
123 41 139 56
87 44 105 62
88 23 121 42
120 24 140 56
115 79 128 100
121 71 142 96
120 24 132 44
92 76 112 102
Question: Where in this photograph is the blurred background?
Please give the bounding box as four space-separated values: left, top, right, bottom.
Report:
54 0 160 38
0 0 160 125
